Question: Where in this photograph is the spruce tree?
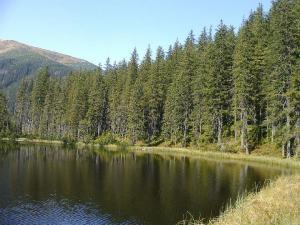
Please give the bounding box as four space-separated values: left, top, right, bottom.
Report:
108 61 128 138
191 28 212 146
267 0 299 157
233 6 267 154
86 69 107 138
30 67 50 135
208 22 235 148
122 49 139 138
16 78 33 134
128 78 145 144
0 92 10 136
163 32 196 146
39 79 56 138
145 46 166 141
65 72 89 140
128 48 152 143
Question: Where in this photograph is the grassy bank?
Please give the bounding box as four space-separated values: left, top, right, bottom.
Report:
13 138 63 145
178 174 300 225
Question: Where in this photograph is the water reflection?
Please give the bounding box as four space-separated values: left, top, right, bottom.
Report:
0 144 290 225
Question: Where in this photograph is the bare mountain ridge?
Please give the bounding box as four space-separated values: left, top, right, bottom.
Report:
0 39 96 69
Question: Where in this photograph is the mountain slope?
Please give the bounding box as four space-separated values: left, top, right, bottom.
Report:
0 39 97 88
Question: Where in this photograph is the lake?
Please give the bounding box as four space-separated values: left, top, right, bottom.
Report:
0 143 291 225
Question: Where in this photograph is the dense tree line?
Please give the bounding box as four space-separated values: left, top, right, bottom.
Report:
14 0 300 156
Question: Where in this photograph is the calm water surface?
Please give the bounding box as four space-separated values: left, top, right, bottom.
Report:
0 143 291 225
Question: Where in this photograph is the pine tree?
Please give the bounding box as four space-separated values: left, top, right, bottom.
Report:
233 6 267 154
0 92 10 136
65 72 89 140
16 78 33 134
208 22 235 148
108 61 128 138
267 0 299 157
128 78 145 144
51 78 66 139
145 46 166 141
121 49 139 139
86 69 107 138
30 67 50 135
191 28 212 146
163 32 196 146
128 47 152 143
39 78 56 138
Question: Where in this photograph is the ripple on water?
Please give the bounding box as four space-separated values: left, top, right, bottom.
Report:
0 197 141 225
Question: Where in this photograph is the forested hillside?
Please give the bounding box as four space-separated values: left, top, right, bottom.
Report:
0 39 96 89
0 40 97 108
10 0 300 157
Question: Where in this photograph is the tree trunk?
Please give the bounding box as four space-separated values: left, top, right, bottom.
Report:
97 123 101 137
271 124 276 143
296 135 300 158
240 112 245 149
286 98 291 157
217 116 222 146
234 108 238 143
286 140 291 158
245 143 249 155
241 111 249 154
266 117 269 140
198 121 202 141
183 111 188 147
282 143 286 158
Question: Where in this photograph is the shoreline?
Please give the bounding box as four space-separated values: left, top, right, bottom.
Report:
2 137 300 170
127 146 300 170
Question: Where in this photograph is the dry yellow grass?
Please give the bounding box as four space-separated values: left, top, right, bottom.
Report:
14 138 63 145
179 175 300 225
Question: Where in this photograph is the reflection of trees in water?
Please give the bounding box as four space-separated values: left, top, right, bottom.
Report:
0 143 286 225
0 142 21 159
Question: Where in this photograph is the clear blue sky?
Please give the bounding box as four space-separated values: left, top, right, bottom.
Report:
0 0 272 65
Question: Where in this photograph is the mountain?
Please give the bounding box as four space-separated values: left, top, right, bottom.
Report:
0 39 97 108
0 39 97 89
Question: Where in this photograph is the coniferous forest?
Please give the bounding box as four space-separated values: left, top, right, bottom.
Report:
1 0 300 157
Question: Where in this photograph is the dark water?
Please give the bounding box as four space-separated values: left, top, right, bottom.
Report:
0 143 291 225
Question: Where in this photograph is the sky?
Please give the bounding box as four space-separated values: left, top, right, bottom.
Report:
0 0 272 65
